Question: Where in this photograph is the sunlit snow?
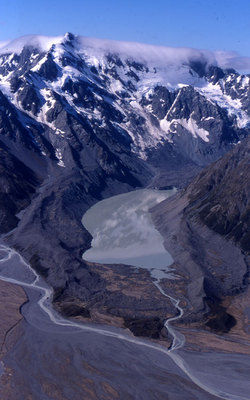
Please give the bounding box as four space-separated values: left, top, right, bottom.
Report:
160 117 210 142
0 33 249 162
198 83 250 128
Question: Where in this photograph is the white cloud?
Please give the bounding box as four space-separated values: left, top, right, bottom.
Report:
214 50 250 73
0 34 249 73
77 36 250 73
0 40 10 49
0 35 62 55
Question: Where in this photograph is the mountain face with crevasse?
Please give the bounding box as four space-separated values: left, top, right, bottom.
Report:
0 33 249 333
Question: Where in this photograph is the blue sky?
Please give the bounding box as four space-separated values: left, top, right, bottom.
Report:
0 0 249 56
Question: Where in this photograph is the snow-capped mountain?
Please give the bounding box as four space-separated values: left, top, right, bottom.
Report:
0 33 249 307
0 33 249 172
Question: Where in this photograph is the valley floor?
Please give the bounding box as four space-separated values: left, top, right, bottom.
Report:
0 188 249 400
1 261 249 400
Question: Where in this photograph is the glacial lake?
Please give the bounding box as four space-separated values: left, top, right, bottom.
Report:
82 188 176 279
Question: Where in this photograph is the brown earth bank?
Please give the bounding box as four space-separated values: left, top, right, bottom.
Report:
0 279 27 398
173 285 250 355
0 280 26 358
54 261 175 343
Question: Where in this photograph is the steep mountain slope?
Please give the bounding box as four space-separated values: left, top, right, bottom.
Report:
0 139 40 233
186 138 250 254
0 33 249 334
151 137 249 331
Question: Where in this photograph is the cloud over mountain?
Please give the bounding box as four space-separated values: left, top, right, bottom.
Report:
0 34 249 73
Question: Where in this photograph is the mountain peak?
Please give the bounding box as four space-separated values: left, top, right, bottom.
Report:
63 32 77 43
0 33 249 74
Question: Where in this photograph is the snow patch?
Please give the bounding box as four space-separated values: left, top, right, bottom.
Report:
55 149 65 167
198 83 249 128
160 117 210 142
30 55 48 72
